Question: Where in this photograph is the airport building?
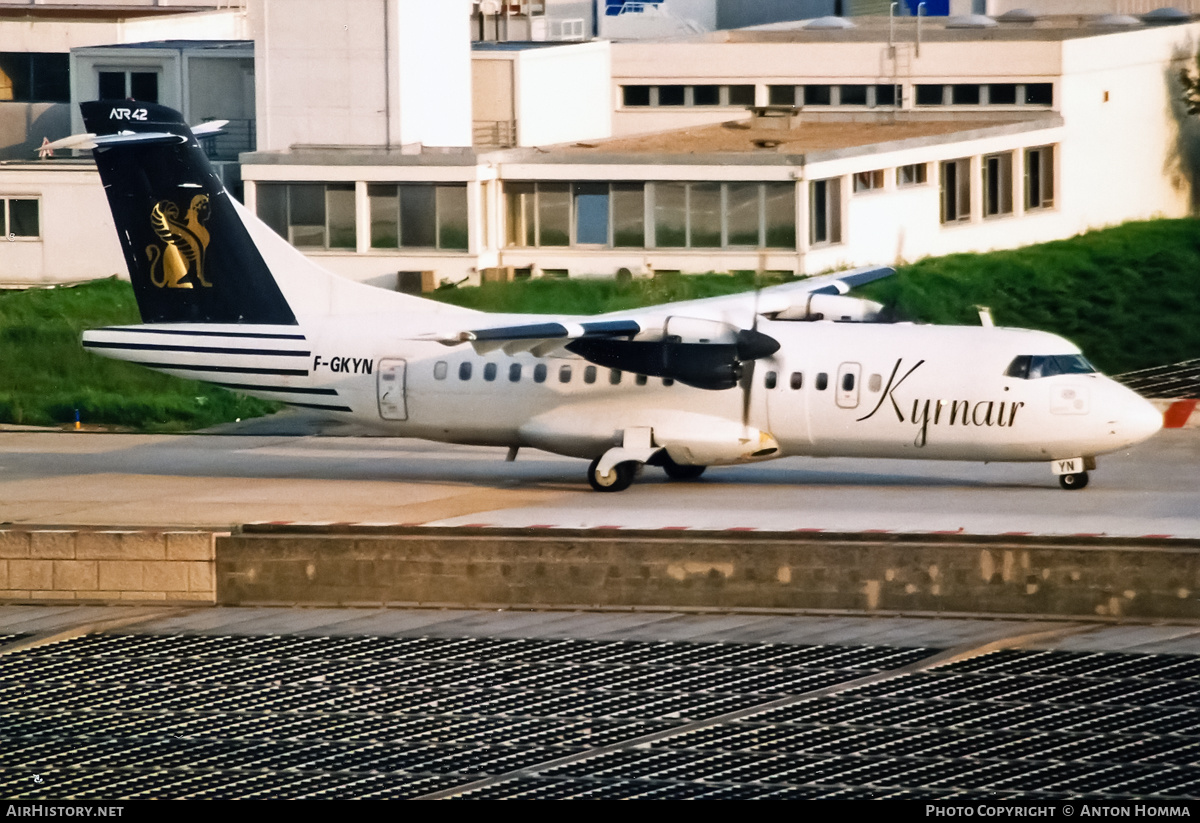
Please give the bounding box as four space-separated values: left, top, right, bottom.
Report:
4 0 1200 289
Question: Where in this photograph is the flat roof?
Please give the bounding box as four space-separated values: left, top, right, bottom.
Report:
77 39 251 51
536 113 1062 163
712 13 1197 44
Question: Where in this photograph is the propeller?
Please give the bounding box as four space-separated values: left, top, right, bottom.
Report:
739 258 769 427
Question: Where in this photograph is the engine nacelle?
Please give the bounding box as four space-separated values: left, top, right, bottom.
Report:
775 293 884 322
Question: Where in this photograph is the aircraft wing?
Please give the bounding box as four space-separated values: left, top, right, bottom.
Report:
423 265 895 355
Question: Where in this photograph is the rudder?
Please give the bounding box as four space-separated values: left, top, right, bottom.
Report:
82 100 296 325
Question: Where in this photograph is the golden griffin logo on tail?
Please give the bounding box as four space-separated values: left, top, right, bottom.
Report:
146 194 212 288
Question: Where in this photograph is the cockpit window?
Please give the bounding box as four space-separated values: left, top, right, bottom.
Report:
1005 354 1096 379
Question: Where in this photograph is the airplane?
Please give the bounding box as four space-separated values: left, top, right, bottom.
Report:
64 100 1162 492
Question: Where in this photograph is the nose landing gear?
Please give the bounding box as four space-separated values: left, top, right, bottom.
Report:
1059 471 1089 490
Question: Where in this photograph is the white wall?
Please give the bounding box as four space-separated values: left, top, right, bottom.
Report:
395 0 472 148
516 41 612 147
0 165 126 286
1057 24 1199 231
253 0 471 151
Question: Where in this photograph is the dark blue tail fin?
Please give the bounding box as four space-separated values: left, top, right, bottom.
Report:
82 100 296 325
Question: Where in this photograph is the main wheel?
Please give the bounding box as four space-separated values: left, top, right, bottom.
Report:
1059 471 1089 490
661 456 706 481
588 457 637 492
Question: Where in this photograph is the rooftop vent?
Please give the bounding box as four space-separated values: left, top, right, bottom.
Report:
1141 7 1190 24
946 14 998 29
997 9 1040 23
805 16 856 30
1092 14 1142 27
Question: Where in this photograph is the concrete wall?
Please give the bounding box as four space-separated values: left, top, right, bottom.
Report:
216 529 1200 620
0 528 218 604
4 525 1197 619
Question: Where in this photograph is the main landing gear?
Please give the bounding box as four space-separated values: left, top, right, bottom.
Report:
588 457 639 492
586 452 707 492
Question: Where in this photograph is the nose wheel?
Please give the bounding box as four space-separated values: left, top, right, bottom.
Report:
588 457 638 492
1059 471 1089 490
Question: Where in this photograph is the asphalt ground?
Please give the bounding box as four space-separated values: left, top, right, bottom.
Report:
0 419 1195 537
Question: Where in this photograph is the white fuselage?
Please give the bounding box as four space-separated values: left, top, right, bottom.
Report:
84 313 1164 468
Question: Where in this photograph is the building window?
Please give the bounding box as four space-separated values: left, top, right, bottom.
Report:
505 181 793 250
809 178 841 245
951 84 980 105
98 70 159 103
874 84 898 107
804 84 832 105
0 197 40 239
368 183 468 251
940 159 971 224
0 53 69 103
898 163 928 187
983 152 1013 217
658 84 685 106
853 170 885 193
623 85 651 106
1025 145 1054 210
768 85 796 105
620 84 757 108
988 84 1018 105
916 84 944 106
693 85 719 106
1025 83 1053 106
840 84 868 106
257 183 356 249
728 85 755 106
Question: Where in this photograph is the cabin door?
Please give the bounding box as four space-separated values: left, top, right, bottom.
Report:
377 358 408 421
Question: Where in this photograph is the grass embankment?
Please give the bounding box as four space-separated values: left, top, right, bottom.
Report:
860 218 1200 375
3 219 1198 430
0 278 278 431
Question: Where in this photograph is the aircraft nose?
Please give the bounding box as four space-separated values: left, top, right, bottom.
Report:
1123 393 1163 444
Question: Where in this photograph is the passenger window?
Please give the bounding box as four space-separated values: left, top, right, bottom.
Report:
868 373 881 392
484 363 497 381
559 365 572 383
636 374 648 386
509 363 521 382
764 371 777 389
534 363 547 383
610 369 622 385
842 372 855 391
584 365 597 384
790 372 803 390
434 361 448 380
816 372 828 390
458 362 472 381
663 377 675 387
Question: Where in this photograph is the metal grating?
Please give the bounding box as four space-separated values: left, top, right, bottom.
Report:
1 633 1199 799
